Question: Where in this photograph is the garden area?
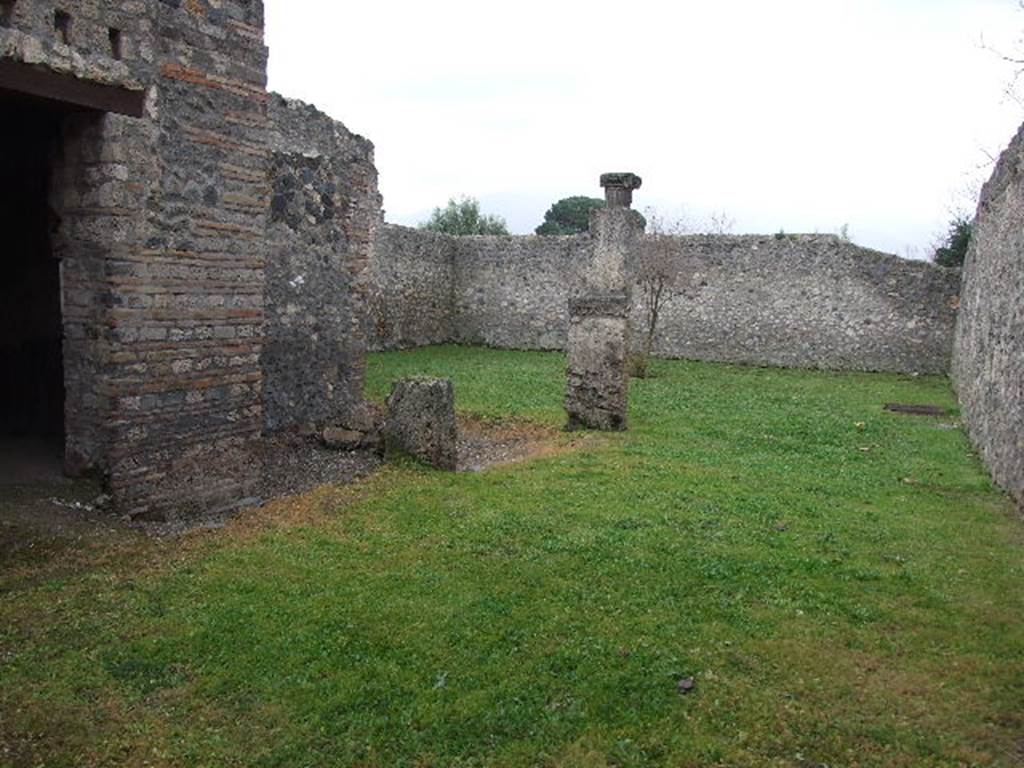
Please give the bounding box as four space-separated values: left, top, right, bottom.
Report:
1 346 1022 767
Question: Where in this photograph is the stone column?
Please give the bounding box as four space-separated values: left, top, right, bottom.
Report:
565 172 643 431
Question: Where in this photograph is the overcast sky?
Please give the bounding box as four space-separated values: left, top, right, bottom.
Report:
265 0 1023 256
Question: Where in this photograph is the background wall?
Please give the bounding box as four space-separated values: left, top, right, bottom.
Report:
369 228 960 374
453 234 590 350
640 235 958 373
952 122 1024 505
367 224 456 351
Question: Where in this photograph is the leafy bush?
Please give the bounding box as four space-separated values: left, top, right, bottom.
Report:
420 196 508 236
933 215 973 269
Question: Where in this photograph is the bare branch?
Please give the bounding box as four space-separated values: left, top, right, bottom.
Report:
978 13 1024 110
631 207 718 375
707 211 736 235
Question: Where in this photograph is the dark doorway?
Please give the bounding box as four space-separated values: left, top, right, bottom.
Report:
0 92 70 480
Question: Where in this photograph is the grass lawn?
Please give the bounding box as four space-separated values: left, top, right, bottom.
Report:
2 345 1023 767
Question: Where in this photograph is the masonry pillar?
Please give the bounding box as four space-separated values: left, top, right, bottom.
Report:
565 172 643 431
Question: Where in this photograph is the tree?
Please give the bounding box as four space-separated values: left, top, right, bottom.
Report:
535 196 605 235
630 211 688 378
420 196 508 236
933 215 973 269
628 206 734 377
536 196 650 235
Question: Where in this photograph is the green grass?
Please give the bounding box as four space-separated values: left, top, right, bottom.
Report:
2 346 1023 767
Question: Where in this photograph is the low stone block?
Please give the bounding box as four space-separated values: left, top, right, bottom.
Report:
384 377 458 470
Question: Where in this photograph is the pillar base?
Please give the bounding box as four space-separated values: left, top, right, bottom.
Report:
565 294 630 431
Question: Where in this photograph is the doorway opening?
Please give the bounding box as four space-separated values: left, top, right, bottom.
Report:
0 92 70 484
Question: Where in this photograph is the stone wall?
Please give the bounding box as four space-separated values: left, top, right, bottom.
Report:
452 234 590 350
369 228 959 374
0 0 152 87
952 122 1024 505
368 224 457 350
637 235 959 373
53 111 158 481
264 94 380 432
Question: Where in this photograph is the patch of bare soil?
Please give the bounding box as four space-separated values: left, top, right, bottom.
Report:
884 402 948 417
257 432 383 500
138 433 384 537
0 474 116 565
456 415 579 472
0 436 121 563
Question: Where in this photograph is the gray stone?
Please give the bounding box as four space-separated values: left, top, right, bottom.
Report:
600 172 643 207
952 120 1024 505
588 206 645 295
263 94 381 434
358 429 384 455
565 294 630 432
384 378 458 470
341 401 385 434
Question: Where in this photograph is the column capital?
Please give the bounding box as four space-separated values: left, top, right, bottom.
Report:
599 172 643 208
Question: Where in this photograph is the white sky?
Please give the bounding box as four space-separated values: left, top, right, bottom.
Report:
265 0 1023 256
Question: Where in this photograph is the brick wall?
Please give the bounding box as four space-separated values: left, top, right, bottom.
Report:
106 2 269 519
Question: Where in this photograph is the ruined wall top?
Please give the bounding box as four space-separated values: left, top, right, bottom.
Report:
267 92 375 161
976 120 1024 215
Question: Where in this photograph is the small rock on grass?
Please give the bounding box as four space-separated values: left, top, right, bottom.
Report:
677 676 695 695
